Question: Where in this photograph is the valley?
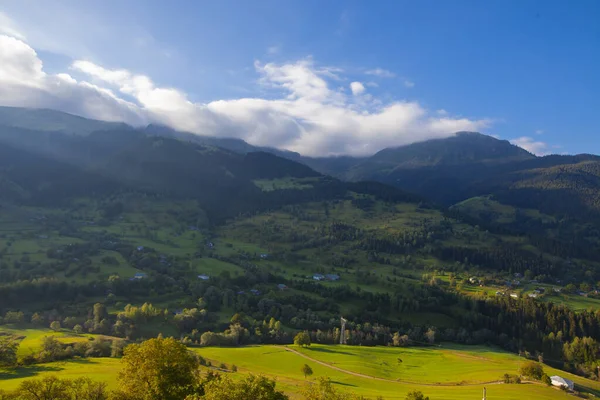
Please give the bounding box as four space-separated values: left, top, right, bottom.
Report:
1 108 600 399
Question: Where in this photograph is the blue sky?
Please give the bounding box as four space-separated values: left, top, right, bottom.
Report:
0 0 598 156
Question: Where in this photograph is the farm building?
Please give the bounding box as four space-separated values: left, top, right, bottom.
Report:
198 274 210 280
313 274 325 281
550 375 574 390
277 284 288 290
325 274 340 281
133 272 147 280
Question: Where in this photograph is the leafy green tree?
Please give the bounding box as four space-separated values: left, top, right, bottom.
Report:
69 377 108 400
30 312 44 326
116 337 199 400
405 391 429 400
519 361 544 380
302 364 313 379
39 336 64 362
195 374 288 400
294 331 311 347
0 335 19 366
17 376 71 400
93 303 107 324
50 320 62 331
9 376 108 400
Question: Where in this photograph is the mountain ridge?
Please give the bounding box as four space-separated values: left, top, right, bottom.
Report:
3 106 600 225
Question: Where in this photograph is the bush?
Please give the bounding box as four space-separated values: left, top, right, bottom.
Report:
520 361 544 380
503 373 522 384
406 391 429 400
541 373 552 386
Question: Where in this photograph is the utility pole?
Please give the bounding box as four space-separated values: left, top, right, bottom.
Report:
482 387 486 400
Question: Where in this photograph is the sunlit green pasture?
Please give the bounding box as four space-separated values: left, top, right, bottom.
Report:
2 342 597 399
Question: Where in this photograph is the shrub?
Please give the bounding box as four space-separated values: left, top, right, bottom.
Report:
520 361 544 380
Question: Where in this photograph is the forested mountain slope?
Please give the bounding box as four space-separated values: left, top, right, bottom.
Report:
2 107 600 383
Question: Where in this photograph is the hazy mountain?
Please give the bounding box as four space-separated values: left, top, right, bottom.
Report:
3 106 600 225
0 106 131 135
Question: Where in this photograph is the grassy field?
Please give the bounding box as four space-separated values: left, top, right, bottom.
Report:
196 344 597 399
253 177 320 192
3 342 596 399
0 358 120 391
0 327 109 357
451 196 555 225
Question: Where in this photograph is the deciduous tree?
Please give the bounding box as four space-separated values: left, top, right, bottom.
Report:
302 364 313 379
294 332 311 347
116 337 199 400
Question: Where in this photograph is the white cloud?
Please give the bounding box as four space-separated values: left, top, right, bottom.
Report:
0 12 25 40
350 82 365 95
403 80 415 88
366 68 396 78
535 129 544 135
510 136 550 156
267 45 280 55
365 81 378 88
0 34 493 157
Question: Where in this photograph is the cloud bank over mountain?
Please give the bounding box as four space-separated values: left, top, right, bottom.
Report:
0 34 492 156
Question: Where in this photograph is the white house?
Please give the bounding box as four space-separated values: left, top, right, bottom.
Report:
550 375 574 390
510 293 519 299
198 274 210 280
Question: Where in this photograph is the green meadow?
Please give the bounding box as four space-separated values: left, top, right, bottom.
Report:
2 326 598 399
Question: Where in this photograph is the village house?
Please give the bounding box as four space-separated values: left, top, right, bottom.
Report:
277 284 288 291
325 274 340 281
313 274 325 281
198 274 210 280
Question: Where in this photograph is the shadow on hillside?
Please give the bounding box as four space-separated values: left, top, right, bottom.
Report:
305 347 356 356
0 364 62 380
330 381 357 387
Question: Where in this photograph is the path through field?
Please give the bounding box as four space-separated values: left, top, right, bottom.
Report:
284 347 517 387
